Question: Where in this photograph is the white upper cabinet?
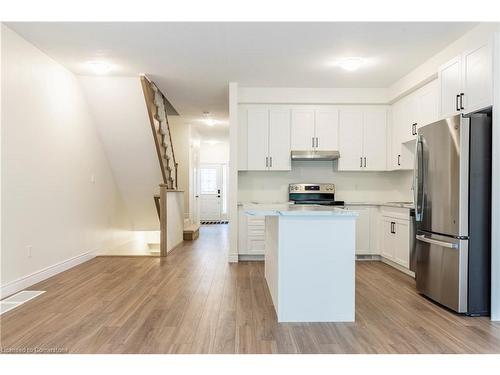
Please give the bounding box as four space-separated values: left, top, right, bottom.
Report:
290 107 339 151
417 79 439 128
439 56 462 118
462 41 493 113
439 40 493 118
338 110 364 170
247 108 269 171
291 109 315 150
314 109 339 151
245 106 291 171
363 109 387 171
338 107 387 171
268 109 291 171
389 79 438 171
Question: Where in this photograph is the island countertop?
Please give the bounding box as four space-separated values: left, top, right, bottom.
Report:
243 203 359 217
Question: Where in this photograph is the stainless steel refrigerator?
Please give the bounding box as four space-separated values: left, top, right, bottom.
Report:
414 112 491 315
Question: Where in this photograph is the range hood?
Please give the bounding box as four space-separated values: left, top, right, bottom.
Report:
291 150 340 161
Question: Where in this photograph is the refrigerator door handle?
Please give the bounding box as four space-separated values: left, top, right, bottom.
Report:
416 234 458 249
414 135 424 221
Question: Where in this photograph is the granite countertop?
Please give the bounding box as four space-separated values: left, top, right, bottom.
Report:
238 201 414 209
344 201 414 209
244 203 359 217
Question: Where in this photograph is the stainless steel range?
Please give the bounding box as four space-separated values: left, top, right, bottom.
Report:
288 183 344 206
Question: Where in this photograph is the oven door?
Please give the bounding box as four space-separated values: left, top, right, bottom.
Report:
289 192 334 204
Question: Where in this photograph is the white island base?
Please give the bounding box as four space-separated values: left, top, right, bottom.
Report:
246 206 357 323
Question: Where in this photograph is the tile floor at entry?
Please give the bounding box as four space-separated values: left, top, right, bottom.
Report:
1 225 500 354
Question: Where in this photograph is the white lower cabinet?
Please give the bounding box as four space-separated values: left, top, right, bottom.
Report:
379 212 410 269
345 205 380 255
238 206 265 256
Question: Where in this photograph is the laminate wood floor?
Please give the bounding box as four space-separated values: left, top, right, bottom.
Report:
2 225 500 354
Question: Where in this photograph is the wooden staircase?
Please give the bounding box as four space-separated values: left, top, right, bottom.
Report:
141 75 178 190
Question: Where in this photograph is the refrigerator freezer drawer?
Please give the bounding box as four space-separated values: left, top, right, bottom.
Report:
416 233 468 313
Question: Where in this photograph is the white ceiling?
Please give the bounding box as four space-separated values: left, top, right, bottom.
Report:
6 22 476 137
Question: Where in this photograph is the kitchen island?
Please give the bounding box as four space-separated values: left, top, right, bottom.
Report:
245 205 358 323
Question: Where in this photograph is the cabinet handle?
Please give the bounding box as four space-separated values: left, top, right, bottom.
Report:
460 93 465 110
456 94 460 111
412 123 417 135
364 157 367 168
315 137 319 148
265 156 268 168
390 222 396 234
397 154 401 166
312 137 315 148
270 156 272 168
360 157 363 168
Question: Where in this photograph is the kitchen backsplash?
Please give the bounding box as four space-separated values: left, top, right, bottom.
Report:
238 160 414 203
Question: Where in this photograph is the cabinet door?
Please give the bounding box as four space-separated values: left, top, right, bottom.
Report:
338 110 363 171
439 55 462 118
402 93 419 143
390 100 405 170
269 109 291 171
462 41 493 114
417 79 439 128
393 219 410 268
238 107 248 170
247 216 265 255
363 109 387 171
348 206 371 255
238 207 248 254
380 217 395 260
247 108 269 170
315 109 339 151
291 109 315 151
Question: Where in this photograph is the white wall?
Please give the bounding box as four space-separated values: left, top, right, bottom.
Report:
79 76 163 230
238 163 413 203
1 25 132 292
200 141 229 164
239 87 388 104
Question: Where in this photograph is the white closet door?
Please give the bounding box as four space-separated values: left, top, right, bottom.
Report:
290 109 315 151
363 109 387 171
315 109 339 151
247 108 269 170
338 110 363 171
269 109 291 171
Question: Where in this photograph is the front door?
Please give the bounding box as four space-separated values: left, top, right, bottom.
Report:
200 164 223 221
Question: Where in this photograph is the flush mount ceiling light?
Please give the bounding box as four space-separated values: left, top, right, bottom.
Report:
202 112 217 126
334 57 365 72
85 61 112 75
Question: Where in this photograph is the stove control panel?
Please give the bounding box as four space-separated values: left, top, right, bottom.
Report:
288 183 335 193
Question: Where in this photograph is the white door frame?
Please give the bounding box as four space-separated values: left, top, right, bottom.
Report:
199 163 228 221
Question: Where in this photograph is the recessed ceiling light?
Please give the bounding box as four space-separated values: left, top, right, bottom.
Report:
204 139 219 145
334 57 365 72
86 61 112 75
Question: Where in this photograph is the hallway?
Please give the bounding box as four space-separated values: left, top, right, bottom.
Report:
1 225 500 354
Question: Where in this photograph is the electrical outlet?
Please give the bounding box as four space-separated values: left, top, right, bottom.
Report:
27 245 32 258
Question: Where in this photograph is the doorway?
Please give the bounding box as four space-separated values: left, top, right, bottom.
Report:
200 163 228 222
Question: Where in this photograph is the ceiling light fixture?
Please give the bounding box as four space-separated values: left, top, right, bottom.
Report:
334 57 365 72
202 111 217 126
86 61 112 75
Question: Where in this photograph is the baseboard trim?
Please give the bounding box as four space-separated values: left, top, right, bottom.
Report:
0 251 96 299
380 257 415 278
228 253 239 263
239 254 265 261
